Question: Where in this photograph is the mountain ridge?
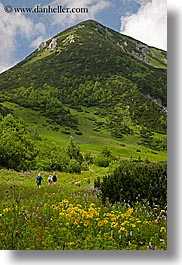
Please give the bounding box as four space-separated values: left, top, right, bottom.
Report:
20 19 167 69
0 19 167 154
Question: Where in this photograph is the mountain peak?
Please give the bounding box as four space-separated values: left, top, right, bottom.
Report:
33 19 166 70
0 19 167 138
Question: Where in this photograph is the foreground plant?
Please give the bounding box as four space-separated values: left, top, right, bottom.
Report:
0 196 167 250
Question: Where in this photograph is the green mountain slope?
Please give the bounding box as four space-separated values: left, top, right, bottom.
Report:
0 20 167 160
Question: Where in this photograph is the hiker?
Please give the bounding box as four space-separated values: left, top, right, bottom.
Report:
36 173 43 188
47 175 53 185
52 172 57 184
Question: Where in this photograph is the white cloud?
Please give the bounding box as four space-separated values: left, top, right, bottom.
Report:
30 36 45 49
0 0 110 73
0 4 46 73
43 0 111 27
120 0 167 50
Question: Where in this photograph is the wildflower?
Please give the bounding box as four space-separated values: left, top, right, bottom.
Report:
111 221 118 228
84 220 90 227
148 242 152 249
119 227 127 232
67 242 75 246
98 220 108 227
130 231 133 237
160 227 166 233
15 230 19 237
3 207 10 213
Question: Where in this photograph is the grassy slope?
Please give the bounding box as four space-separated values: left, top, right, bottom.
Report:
2 102 166 162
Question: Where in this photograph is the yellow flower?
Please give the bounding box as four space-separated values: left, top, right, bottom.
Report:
3 207 10 213
67 242 75 246
120 220 129 226
160 227 166 233
120 208 133 219
98 221 104 227
111 221 118 228
119 227 127 232
84 220 90 227
98 219 108 227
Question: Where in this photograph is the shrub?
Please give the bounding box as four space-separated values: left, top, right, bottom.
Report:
94 176 101 189
100 160 167 207
84 152 94 164
94 156 110 167
67 159 81 174
81 162 89 171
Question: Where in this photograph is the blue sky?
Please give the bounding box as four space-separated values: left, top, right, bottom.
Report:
0 0 167 73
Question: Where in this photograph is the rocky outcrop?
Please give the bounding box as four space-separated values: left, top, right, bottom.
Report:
63 34 75 44
38 41 47 51
49 38 57 51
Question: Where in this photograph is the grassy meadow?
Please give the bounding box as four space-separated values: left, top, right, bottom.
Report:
0 102 167 250
0 167 167 250
2 101 166 161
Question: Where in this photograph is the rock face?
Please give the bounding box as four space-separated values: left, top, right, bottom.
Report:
38 38 58 51
38 42 47 51
68 34 75 43
131 43 155 64
49 38 57 51
63 34 75 44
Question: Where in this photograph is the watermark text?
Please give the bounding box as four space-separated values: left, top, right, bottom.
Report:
4 5 89 14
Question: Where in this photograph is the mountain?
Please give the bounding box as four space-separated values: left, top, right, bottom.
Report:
0 20 167 156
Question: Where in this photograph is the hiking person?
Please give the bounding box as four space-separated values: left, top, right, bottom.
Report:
36 173 43 188
52 172 57 184
47 175 53 185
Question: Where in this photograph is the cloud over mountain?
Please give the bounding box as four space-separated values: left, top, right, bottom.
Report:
43 0 111 27
120 0 167 50
0 3 46 73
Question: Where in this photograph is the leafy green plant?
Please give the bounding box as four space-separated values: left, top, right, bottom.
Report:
101 160 167 207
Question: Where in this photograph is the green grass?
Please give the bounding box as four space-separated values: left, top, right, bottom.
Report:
0 168 167 250
2 101 166 161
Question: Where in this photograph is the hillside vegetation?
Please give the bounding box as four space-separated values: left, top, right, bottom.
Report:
0 20 167 250
0 20 167 162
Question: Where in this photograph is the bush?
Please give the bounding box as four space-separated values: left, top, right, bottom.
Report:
94 176 101 189
67 159 81 174
81 162 89 171
94 156 110 167
100 160 167 207
84 152 94 164
75 131 83 135
0 114 37 171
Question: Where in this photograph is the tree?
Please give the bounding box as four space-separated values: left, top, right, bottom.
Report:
66 136 83 163
0 114 37 171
